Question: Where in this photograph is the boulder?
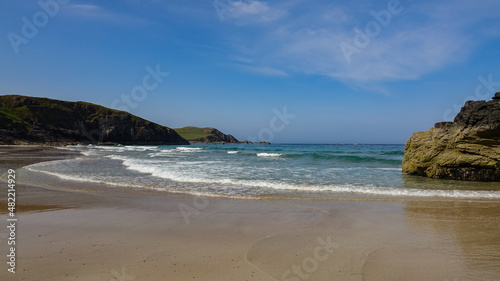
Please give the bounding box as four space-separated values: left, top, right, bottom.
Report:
402 95 500 181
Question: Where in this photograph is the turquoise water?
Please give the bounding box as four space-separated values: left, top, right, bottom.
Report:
25 144 500 200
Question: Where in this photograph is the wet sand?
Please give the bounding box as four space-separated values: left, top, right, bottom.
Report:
0 146 499 281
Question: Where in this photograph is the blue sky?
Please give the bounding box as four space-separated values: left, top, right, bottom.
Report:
1 0 500 144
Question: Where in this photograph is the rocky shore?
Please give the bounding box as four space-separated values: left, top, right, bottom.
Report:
402 93 500 181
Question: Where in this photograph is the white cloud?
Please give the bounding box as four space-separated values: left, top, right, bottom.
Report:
63 4 151 26
220 0 500 86
224 0 287 24
320 7 352 25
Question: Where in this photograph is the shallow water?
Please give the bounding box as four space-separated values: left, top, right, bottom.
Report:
24 144 500 200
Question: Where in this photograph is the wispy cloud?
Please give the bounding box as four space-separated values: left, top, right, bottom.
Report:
240 65 289 77
218 0 500 86
71 4 99 11
224 0 287 24
63 3 151 26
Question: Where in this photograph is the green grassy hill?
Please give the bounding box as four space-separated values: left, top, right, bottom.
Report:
174 127 239 143
174 127 214 140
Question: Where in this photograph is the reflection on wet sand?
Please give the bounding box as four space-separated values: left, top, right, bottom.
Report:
404 200 500 281
247 200 500 281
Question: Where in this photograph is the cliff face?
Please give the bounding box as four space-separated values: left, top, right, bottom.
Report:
402 93 500 181
0 95 189 145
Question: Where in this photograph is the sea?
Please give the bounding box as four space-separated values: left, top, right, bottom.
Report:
24 144 500 200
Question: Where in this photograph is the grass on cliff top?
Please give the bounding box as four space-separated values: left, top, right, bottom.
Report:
0 105 32 129
0 95 127 121
0 106 23 122
174 127 215 140
0 96 126 132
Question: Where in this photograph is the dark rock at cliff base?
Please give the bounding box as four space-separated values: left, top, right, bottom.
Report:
0 95 189 145
240 140 271 145
402 94 500 181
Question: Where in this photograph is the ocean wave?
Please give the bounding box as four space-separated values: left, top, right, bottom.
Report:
176 147 203 152
27 162 500 199
148 149 176 157
28 145 500 200
379 150 405 156
123 145 159 152
266 183 500 199
115 160 500 199
281 153 402 164
69 145 161 152
80 150 98 156
105 155 130 161
257 153 283 157
370 167 403 171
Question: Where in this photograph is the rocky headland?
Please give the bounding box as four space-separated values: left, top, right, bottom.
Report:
174 126 270 144
402 93 500 181
0 95 189 145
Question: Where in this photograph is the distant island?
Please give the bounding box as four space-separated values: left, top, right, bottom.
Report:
0 95 188 145
403 93 500 181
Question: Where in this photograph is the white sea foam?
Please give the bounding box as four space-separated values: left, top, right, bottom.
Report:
93 145 125 151
23 145 500 200
80 150 98 156
257 153 283 157
105 155 129 161
371 168 403 171
123 145 159 151
116 159 500 199
176 147 203 152
148 149 176 157
228 151 239 154
261 182 500 199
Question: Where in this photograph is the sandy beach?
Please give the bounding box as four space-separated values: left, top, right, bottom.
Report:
0 146 499 281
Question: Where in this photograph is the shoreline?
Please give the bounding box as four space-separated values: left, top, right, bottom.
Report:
17 144 500 202
1 146 499 280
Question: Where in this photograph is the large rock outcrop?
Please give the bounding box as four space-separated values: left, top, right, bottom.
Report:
0 95 189 145
402 93 500 181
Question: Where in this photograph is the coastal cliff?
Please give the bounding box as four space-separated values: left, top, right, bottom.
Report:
0 95 189 145
402 93 500 181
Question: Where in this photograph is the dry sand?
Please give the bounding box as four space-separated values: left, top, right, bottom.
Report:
0 146 499 281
